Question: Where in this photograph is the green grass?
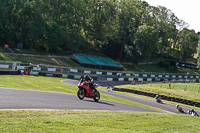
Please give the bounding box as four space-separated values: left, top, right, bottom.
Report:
17 55 71 66
0 75 78 94
0 52 77 67
0 54 23 62
123 63 200 74
0 110 199 133
123 64 166 72
115 83 200 102
64 57 81 67
13 48 47 55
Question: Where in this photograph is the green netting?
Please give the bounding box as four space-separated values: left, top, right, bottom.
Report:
101 58 120 67
73 54 121 68
86 56 108 66
74 55 93 64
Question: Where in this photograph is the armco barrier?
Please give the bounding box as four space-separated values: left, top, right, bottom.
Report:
30 65 200 81
1 60 200 82
37 72 98 80
107 77 200 83
114 88 200 107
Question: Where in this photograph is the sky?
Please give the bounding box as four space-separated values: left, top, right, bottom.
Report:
143 0 200 32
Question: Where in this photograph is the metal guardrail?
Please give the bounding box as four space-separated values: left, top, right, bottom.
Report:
0 60 21 71
0 60 200 82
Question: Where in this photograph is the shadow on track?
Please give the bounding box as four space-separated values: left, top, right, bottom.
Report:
83 99 115 106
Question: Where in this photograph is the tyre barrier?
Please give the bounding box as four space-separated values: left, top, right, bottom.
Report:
0 70 21 75
113 88 200 107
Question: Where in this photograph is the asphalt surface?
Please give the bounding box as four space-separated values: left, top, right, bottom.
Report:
0 87 157 112
62 79 200 115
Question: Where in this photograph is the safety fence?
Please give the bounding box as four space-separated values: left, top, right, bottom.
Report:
30 64 200 80
0 60 200 82
0 60 21 71
29 65 200 82
106 77 199 83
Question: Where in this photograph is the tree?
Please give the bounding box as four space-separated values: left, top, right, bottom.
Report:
150 6 180 58
178 28 199 61
0 0 199 63
132 25 158 61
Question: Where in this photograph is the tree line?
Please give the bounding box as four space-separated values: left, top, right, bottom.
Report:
0 0 199 63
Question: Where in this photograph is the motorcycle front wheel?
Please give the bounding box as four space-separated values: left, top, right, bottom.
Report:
77 88 85 100
93 91 100 101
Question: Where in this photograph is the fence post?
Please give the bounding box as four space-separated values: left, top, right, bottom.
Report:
184 85 187 91
46 65 48 74
168 83 171 89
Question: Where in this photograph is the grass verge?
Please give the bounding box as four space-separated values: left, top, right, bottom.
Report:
0 110 199 133
110 91 200 111
115 83 200 102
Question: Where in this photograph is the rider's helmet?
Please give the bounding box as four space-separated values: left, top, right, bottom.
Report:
191 109 194 112
176 104 179 108
84 75 90 81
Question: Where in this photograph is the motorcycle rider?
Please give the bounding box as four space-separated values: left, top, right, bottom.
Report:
188 109 199 116
77 75 100 101
176 104 184 112
176 104 180 109
155 95 161 102
83 75 95 90
155 95 159 100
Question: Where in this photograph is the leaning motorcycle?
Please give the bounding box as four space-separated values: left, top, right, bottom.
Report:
77 79 100 101
177 106 184 113
188 110 199 117
154 97 162 103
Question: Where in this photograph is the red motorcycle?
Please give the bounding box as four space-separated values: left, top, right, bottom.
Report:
77 79 100 101
154 97 162 103
176 105 184 113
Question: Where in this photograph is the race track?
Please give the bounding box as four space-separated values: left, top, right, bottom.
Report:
0 87 157 112
62 80 200 115
0 79 199 115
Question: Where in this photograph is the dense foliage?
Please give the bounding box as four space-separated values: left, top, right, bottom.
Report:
0 0 199 63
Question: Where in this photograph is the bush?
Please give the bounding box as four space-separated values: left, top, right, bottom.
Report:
158 61 170 69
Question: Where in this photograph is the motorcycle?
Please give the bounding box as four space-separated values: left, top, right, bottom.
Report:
188 110 199 117
77 79 100 101
177 106 184 113
154 97 162 103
